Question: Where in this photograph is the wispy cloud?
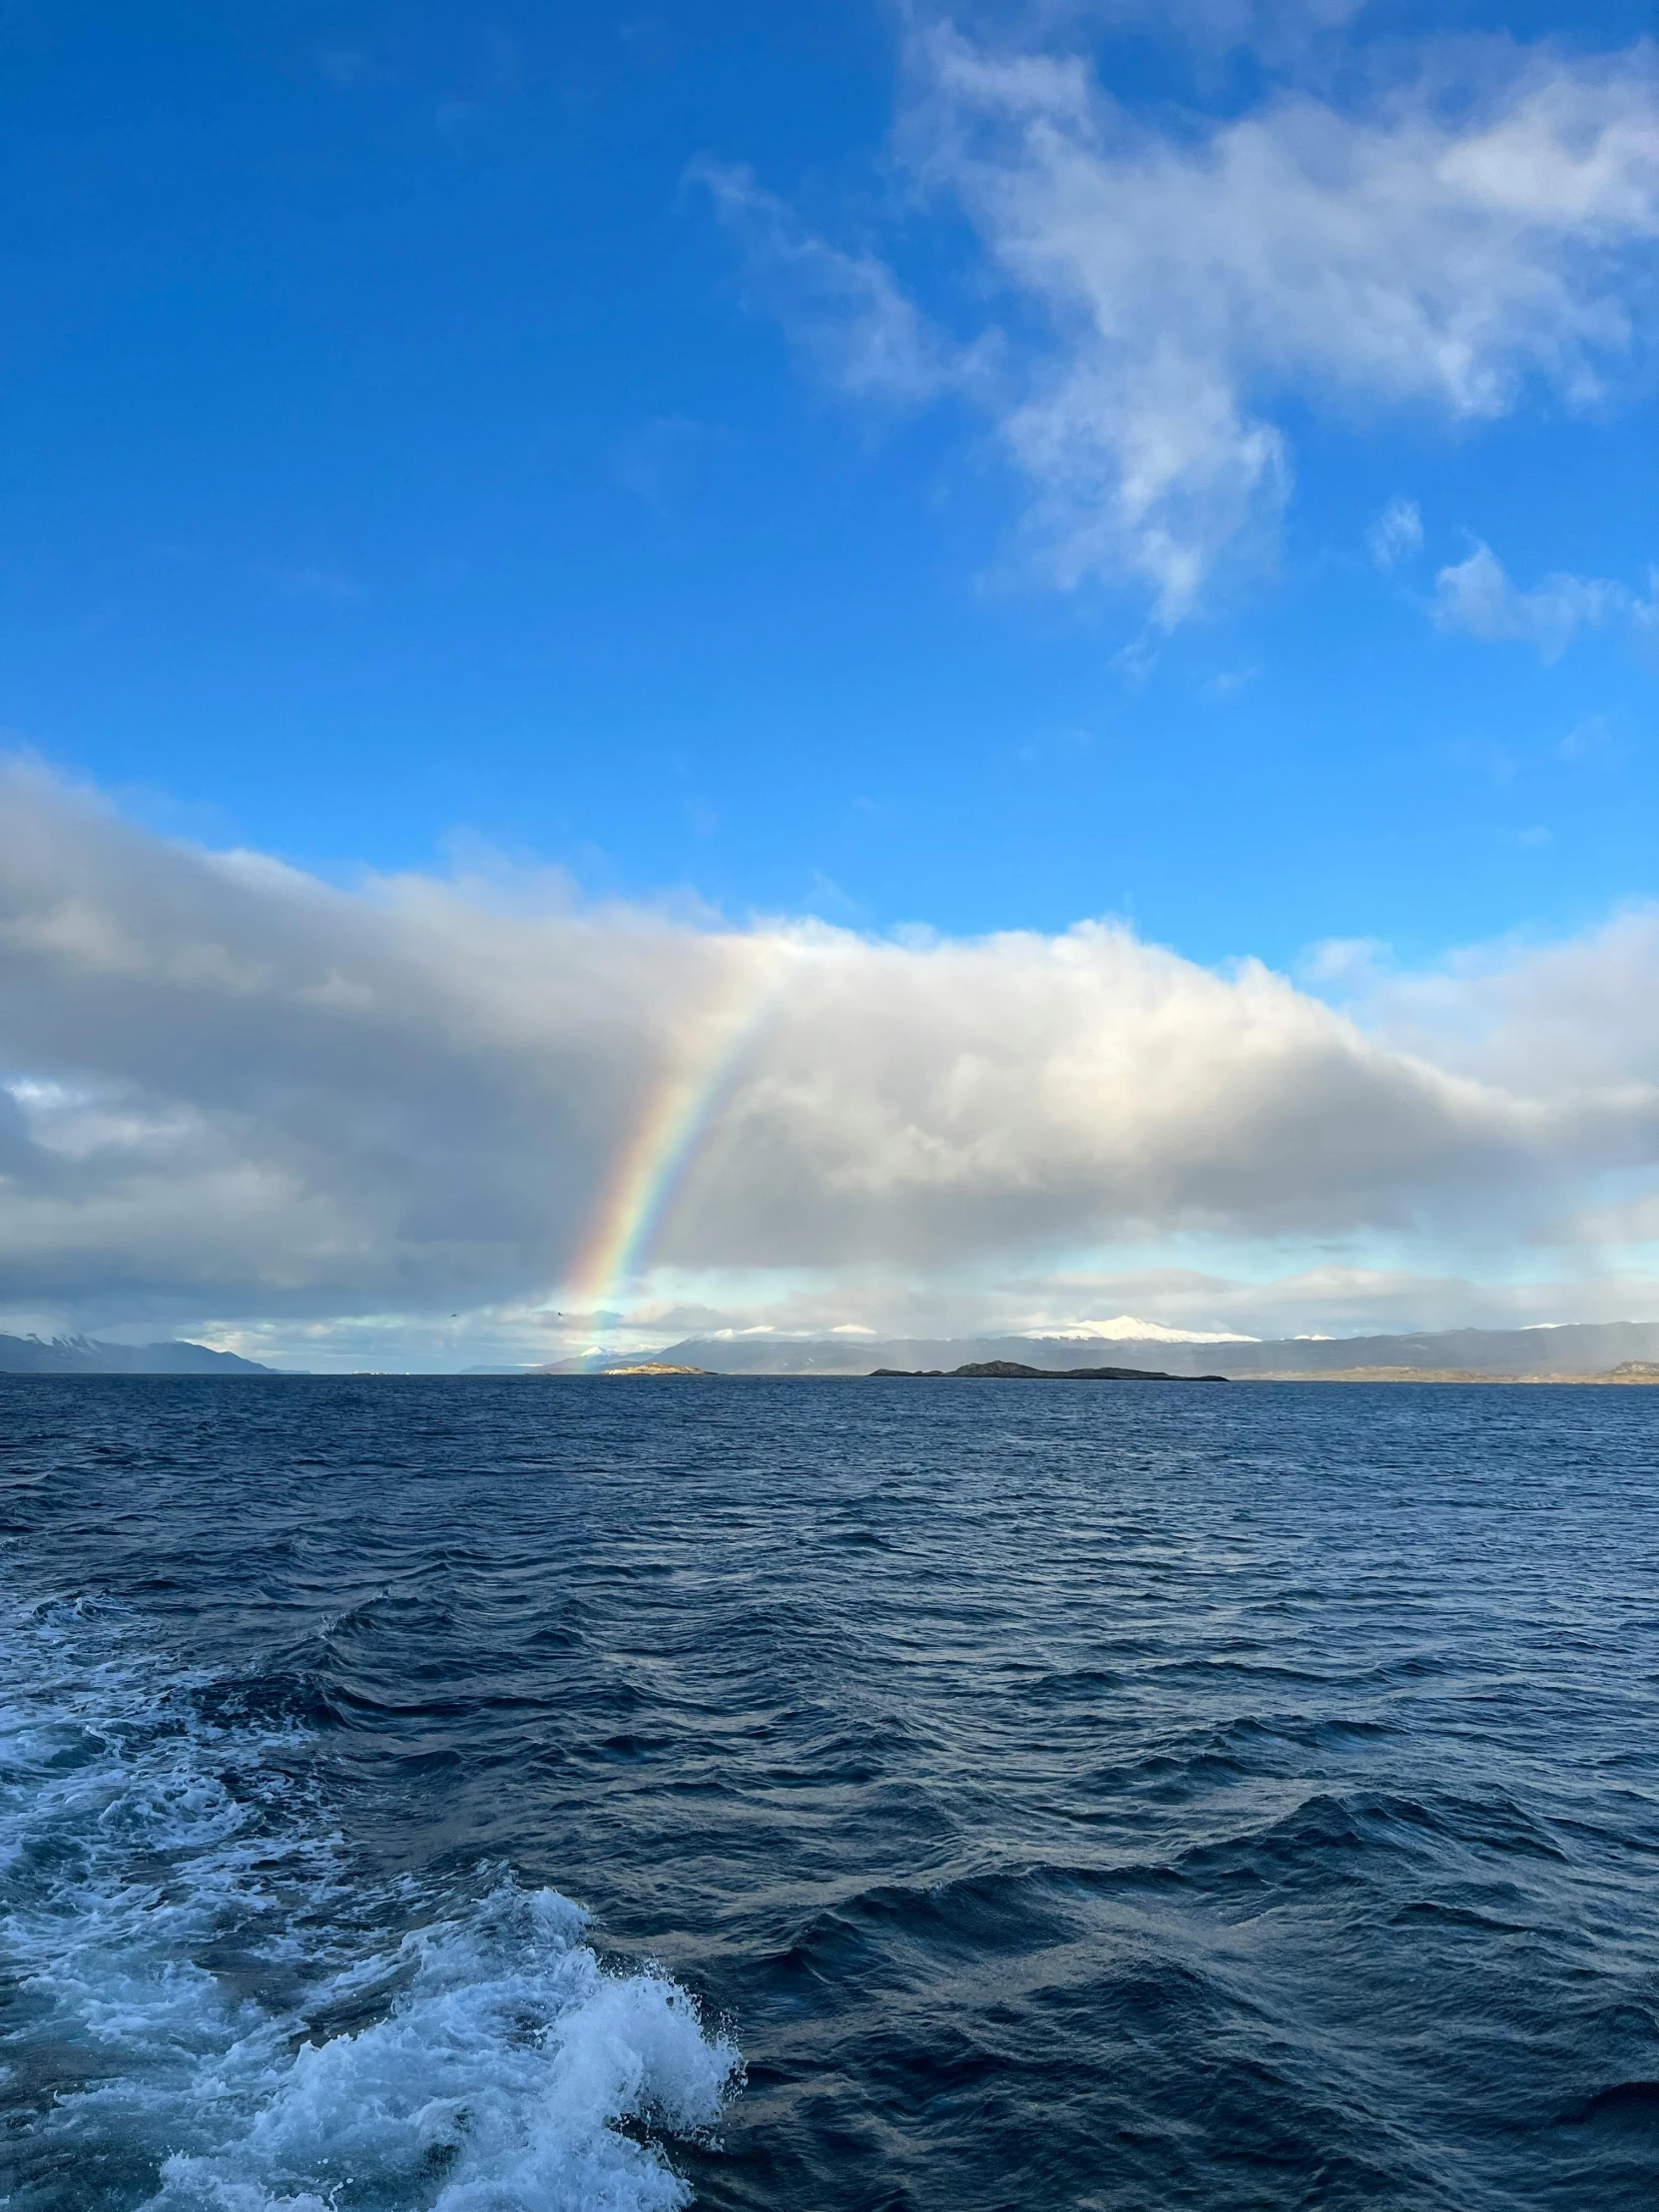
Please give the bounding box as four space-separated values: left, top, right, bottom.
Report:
707 25 1659 625
613 413 729 517
1559 714 1617 762
1431 541 1648 661
693 160 957 404
1368 498 1423 570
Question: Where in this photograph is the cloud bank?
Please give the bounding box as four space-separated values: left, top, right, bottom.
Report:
3 763 1658 1353
707 23 1659 622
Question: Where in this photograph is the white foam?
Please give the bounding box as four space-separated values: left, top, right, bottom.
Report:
0 1593 741 2212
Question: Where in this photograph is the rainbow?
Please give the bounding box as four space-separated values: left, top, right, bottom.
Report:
565 938 792 1340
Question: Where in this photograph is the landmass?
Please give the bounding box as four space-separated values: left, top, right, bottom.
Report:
872 1360 1226 1381
0 1333 272 1375
640 1321 1659 1380
1243 1363 1659 1383
600 1362 712 1377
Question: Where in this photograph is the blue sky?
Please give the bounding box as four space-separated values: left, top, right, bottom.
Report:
1 0 1657 1364
6 0 1653 965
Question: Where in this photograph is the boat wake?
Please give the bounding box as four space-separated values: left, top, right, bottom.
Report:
0 1590 740 2212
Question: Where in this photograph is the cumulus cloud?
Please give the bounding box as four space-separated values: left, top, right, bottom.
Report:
1430 540 1641 659
1340 904 1659 1099
710 24 1659 622
4 763 1659 1349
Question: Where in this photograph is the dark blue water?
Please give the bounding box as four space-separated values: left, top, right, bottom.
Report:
3 1377 1658 2210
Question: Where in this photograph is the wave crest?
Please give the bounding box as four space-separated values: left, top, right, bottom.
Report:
0 1594 741 2212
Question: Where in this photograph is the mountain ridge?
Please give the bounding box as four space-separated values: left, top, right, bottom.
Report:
0 1334 273 1375
629 1321 1659 1378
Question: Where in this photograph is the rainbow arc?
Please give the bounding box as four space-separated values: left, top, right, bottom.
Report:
565 938 794 1348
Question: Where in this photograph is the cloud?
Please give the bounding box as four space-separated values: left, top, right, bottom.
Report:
1430 540 1639 659
1569 1191 1659 1247
1301 935 1391 988
1336 904 1659 1099
1098 0 1367 49
1201 665 1257 698
923 1 1371 80
1559 714 1616 762
4 762 1659 1349
1368 497 1423 569
912 27 1659 621
693 161 956 404
613 414 729 517
710 26 1659 623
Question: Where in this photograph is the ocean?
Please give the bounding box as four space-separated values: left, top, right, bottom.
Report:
2 1375 1657 2210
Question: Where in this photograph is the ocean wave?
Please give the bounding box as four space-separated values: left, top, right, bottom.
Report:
0 1592 741 2212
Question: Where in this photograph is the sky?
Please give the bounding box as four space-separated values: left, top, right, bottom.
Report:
1 0 1656 1368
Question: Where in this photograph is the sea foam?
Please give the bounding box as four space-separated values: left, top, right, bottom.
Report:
0 1593 740 2212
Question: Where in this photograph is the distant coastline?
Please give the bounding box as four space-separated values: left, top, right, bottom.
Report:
549 1321 1659 1383
0 1333 272 1376
871 1360 1227 1382
8 1326 1659 1383
1228 1362 1659 1384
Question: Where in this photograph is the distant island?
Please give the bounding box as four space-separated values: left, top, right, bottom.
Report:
0 1333 272 1375
873 1360 1226 1382
599 1363 712 1377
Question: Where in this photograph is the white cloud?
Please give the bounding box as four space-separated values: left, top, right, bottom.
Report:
1301 935 1391 988
711 26 1659 624
1368 497 1423 569
1430 539 1639 659
1076 0 1368 55
914 28 1659 620
1335 904 1659 1099
693 160 956 403
1570 1191 1659 1247
626 1261 1659 1355
4 762 1659 1359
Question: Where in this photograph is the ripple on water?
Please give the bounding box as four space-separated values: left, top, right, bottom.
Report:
3 1374 1659 2210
